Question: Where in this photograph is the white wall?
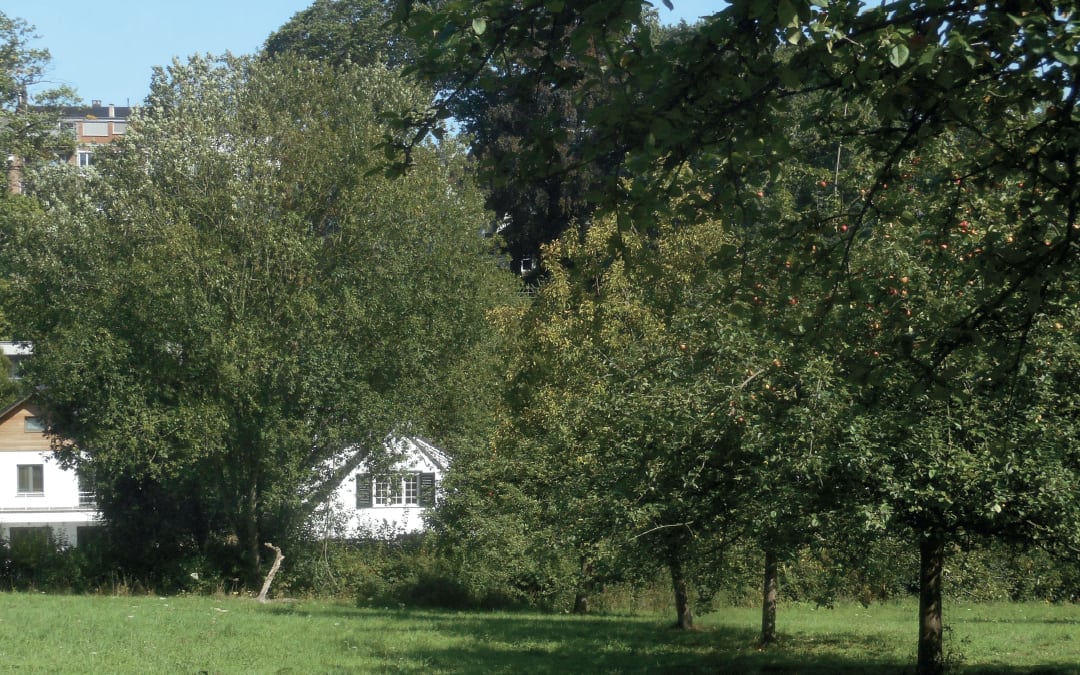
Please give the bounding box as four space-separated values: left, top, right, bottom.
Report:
314 439 446 539
0 450 100 546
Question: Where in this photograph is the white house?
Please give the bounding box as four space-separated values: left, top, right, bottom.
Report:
313 436 449 539
0 393 447 546
1 341 447 544
0 396 101 547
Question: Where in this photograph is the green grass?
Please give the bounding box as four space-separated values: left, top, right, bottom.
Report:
0 594 1077 673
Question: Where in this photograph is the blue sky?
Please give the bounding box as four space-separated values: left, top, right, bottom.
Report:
5 1 722 107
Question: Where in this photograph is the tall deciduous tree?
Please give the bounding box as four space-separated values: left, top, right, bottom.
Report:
264 0 419 69
803 126 1080 674
268 0 631 277
459 207 776 625
0 194 49 409
2 53 515 585
446 29 625 277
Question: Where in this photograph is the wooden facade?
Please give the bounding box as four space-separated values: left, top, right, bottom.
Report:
0 400 52 453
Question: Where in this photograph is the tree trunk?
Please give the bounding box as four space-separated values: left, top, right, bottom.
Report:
7 156 23 195
761 548 779 645
7 88 26 195
573 590 589 614
668 554 694 630
573 556 591 615
917 533 945 675
237 484 262 588
257 542 284 603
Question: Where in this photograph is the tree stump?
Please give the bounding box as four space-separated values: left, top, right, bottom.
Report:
257 543 284 603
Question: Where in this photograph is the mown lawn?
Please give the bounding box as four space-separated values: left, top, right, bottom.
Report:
0 593 1076 673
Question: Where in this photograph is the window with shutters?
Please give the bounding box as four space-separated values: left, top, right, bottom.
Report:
357 472 437 508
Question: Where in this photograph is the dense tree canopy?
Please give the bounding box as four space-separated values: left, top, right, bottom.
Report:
0 8 74 399
1 53 516 584
265 0 630 277
392 2 1080 672
264 0 419 69
516 211 762 628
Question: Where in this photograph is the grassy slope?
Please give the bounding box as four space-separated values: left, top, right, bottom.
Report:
0 594 1076 673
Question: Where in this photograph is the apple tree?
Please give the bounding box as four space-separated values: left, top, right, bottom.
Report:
392 2 1080 670
443 198 818 625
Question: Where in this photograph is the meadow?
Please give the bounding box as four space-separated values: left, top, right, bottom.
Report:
0 594 1078 673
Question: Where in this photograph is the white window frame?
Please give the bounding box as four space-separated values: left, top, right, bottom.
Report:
374 475 397 506
77 469 97 507
17 464 44 495
402 473 419 505
367 473 421 507
357 471 436 509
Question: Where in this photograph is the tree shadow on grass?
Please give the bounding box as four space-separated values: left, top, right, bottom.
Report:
960 617 1080 625
416 617 894 674
957 669 1079 675
262 605 1078 674
273 604 856 673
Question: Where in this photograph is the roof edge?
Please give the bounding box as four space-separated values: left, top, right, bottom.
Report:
0 395 34 424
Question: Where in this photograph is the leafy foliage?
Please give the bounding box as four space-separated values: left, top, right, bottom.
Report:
393 3 1080 669
1 53 515 585
0 12 79 178
264 0 420 69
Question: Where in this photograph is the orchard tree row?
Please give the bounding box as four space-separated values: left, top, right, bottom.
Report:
386 2 1080 674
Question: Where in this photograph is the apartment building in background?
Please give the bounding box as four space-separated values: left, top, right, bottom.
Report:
59 100 134 167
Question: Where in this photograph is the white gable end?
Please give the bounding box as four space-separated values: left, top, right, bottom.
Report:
312 436 448 539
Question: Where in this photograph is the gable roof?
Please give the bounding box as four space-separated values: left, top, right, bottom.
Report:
382 436 450 472
371 434 451 470
407 437 450 472
0 395 34 426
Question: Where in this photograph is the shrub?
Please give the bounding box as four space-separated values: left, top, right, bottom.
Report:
0 530 103 592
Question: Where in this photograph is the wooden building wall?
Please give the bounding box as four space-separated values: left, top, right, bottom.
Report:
0 402 53 453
